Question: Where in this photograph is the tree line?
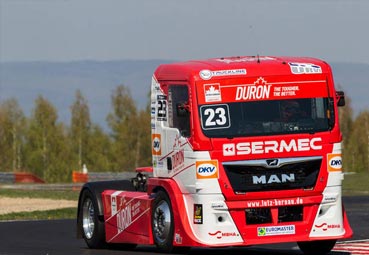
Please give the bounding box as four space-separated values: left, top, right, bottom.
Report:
0 85 151 183
0 87 367 183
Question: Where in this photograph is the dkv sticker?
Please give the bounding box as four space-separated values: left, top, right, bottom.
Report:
196 160 219 179
327 154 342 172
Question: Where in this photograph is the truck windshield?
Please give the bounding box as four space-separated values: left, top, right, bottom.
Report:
199 98 330 138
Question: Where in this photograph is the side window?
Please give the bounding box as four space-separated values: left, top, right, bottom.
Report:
168 85 190 137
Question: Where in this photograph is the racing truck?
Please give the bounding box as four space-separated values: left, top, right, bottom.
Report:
77 56 352 254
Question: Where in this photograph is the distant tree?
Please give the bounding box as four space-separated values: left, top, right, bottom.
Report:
70 90 91 171
107 85 138 171
135 93 152 167
345 111 369 173
24 96 71 182
86 124 114 171
0 99 26 172
339 95 353 172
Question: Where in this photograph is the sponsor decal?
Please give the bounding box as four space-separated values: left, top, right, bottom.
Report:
315 223 341 231
216 56 276 64
204 83 222 102
235 77 271 101
223 137 322 156
323 194 337 203
152 134 161 156
200 104 230 130
117 203 132 234
194 204 203 224
273 85 300 97
175 233 183 244
208 231 238 239
223 143 235 156
289 62 322 74
199 69 246 80
211 202 226 209
196 160 219 179
110 191 122 215
246 198 303 208
111 196 117 215
257 225 295 236
327 154 342 172
157 95 167 121
153 159 164 168
171 149 184 170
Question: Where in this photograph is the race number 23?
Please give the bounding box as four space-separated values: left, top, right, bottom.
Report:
200 104 230 130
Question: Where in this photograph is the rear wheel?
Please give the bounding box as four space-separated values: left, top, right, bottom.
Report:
79 189 106 249
297 240 337 255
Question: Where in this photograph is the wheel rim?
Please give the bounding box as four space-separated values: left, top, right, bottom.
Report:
153 200 171 243
82 197 95 239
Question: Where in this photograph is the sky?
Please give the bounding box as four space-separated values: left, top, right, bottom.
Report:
1 0 369 64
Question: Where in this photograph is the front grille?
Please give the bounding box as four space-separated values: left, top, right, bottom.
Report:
278 206 303 222
246 208 272 224
223 157 322 193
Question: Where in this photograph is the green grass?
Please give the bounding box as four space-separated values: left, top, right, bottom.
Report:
343 172 369 196
0 188 80 201
0 207 77 221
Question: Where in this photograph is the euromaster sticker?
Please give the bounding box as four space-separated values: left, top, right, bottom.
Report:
257 225 295 236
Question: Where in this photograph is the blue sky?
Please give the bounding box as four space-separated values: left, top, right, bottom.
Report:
1 0 369 63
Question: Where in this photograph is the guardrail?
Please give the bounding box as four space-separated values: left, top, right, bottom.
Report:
72 171 136 183
0 171 139 184
0 172 45 184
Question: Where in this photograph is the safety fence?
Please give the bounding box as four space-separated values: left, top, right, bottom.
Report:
72 171 136 183
0 172 45 184
0 171 137 184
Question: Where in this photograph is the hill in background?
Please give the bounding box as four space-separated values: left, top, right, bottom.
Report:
0 60 368 130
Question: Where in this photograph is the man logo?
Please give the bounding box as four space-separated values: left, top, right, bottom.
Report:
266 159 279 167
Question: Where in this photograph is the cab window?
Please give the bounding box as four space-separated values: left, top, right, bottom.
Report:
168 85 190 137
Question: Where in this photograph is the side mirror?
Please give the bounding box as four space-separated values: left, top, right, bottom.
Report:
336 91 345 107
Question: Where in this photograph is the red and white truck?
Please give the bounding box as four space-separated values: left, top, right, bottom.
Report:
77 56 352 254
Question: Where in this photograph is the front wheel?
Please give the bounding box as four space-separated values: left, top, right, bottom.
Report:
79 189 106 249
152 190 174 253
297 240 337 255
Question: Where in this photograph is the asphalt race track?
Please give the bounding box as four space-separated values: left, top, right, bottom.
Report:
0 196 368 255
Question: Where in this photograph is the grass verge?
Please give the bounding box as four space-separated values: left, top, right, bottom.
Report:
343 172 369 196
0 188 79 201
0 207 77 221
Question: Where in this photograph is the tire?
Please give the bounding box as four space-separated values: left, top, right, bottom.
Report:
152 190 175 253
297 240 337 255
79 189 106 249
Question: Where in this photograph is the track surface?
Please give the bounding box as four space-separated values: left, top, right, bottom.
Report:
0 196 367 255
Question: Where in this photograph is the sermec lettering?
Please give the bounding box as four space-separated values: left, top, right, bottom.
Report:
235 85 271 101
223 138 322 156
253 174 295 184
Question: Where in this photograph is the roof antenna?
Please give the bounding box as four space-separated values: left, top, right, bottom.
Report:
257 54 260 63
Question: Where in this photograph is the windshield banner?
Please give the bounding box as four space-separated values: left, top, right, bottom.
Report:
198 77 328 105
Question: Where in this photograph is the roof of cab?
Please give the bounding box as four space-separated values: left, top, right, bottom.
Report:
154 56 331 81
